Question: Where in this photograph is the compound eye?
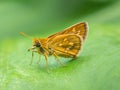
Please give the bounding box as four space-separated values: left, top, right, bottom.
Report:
36 44 40 47
33 41 40 47
35 43 40 47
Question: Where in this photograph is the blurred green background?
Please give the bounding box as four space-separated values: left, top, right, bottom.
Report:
0 0 120 90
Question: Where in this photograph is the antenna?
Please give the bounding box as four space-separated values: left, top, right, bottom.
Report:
20 32 33 39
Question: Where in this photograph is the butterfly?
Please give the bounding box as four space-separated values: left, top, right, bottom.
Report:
20 22 88 72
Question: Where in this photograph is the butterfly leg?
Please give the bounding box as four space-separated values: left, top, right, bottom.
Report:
29 51 38 65
53 52 66 67
37 55 41 64
44 53 50 73
30 51 34 65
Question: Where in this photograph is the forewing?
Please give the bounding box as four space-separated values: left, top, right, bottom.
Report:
48 22 88 41
47 34 83 58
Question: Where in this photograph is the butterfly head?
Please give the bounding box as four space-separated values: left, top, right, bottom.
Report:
33 38 41 47
28 38 42 51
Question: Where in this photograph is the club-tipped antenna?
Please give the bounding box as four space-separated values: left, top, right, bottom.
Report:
20 32 33 39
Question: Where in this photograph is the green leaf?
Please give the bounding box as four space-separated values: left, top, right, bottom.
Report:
0 0 120 90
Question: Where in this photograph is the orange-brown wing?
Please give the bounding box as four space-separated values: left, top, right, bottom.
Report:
47 34 83 58
48 22 88 41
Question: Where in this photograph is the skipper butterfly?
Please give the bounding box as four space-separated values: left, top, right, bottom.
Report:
20 22 88 72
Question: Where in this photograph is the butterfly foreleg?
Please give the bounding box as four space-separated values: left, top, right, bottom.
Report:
30 51 34 65
29 50 39 65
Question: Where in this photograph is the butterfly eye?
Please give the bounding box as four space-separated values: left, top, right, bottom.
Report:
34 42 40 47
